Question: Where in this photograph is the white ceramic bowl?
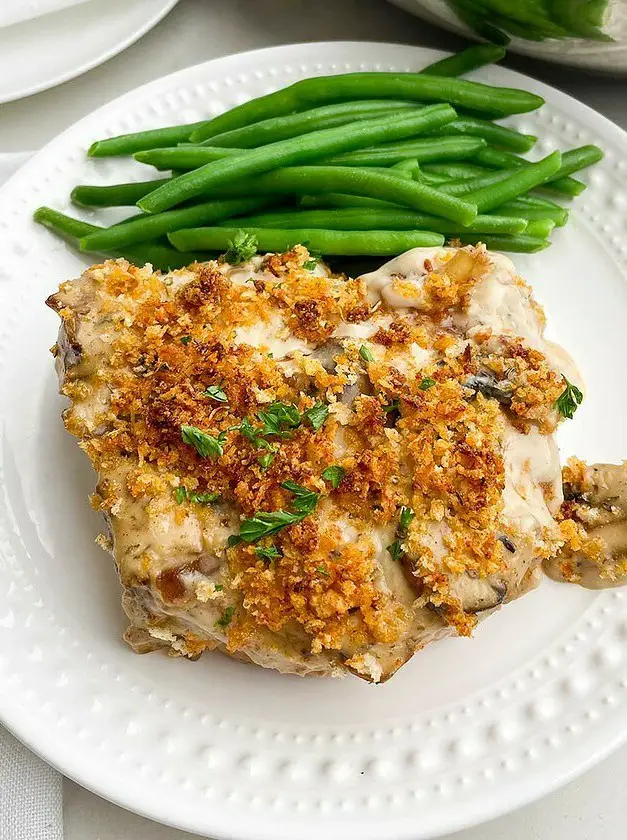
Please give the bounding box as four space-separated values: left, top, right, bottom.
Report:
389 0 627 71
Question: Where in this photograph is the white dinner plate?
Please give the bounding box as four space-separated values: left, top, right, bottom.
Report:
1 41 626 840
0 0 178 104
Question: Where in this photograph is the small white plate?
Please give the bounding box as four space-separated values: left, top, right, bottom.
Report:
0 0 178 104
0 41 626 840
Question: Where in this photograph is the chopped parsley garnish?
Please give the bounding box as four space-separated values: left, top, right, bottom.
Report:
280 481 319 516
419 377 436 390
316 565 331 577
180 335 192 345
174 486 221 505
303 258 318 271
383 399 400 414
386 540 404 563
555 376 583 419
227 534 242 547
258 401 301 436
233 401 302 450
399 505 415 534
386 505 415 562
359 344 375 363
223 230 258 264
181 424 226 460
238 482 320 543
204 384 228 403
189 491 221 504
304 401 329 431
214 584 224 591
240 510 304 542
215 606 235 629
257 451 276 471
321 465 345 489
256 545 282 562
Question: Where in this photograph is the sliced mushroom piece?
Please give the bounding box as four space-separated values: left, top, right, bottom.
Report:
464 372 513 405
545 461 627 589
448 573 508 614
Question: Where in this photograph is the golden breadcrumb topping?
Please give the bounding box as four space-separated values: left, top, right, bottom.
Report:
49 244 572 655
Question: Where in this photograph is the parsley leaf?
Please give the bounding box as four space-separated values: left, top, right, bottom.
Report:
204 384 228 403
280 481 319 516
316 565 331 577
257 451 276 471
240 510 302 542
383 399 400 414
555 376 583 420
239 483 320 543
321 465 345 489
359 344 374 363
256 545 282 562
399 506 415 535
180 425 226 460
188 491 221 504
214 584 224 591
304 401 328 431
174 486 221 505
387 506 415 561
303 258 318 271
180 335 191 345
215 606 235 629
419 377 436 390
223 230 258 264
235 416 265 448
227 534 242 547
387 540 404 562
259 401 301 434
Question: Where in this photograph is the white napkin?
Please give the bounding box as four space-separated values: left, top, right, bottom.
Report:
0 728 63 840
0 0 91 29
0 150 62 840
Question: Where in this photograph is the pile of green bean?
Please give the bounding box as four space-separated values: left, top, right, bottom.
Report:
446 0 610 44
34 45 604 270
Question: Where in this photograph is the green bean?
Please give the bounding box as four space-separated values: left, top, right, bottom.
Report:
225 207 527 235
325 136 486 167
33 207 204 270
464 151 562 212
420 44 507 77
79 197 274 251
437 167 520 196
205 166 478 225
420 163 490 185
138 105 459 214
391 158 422 175
524 218 556 238
204 100 421 148
550 0 612 41
135 146 238 171
188 73 544 143
435 117 537 152
494 198 569 226
299 193 398 210
297 186 569 227
71 179 170 207
474 147 586 196
169 226 445 256
451 233 550 253
88 122 207 158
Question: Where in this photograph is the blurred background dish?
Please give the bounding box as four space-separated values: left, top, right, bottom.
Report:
389 0 627 71
0 0 179 104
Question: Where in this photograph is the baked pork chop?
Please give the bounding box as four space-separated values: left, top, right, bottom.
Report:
47 244 594 681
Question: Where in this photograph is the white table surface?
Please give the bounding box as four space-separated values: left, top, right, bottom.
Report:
2 0 626 837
